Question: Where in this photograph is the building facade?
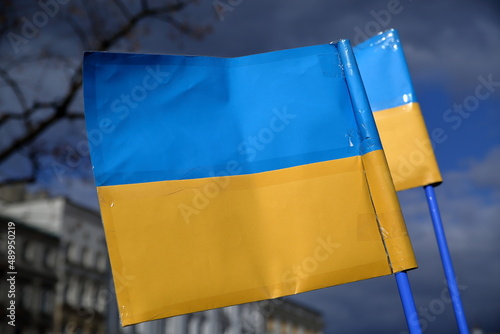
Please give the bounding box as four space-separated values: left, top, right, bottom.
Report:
0 215 59 334
121 298 323 334
1 189 324 334
1 194 109 334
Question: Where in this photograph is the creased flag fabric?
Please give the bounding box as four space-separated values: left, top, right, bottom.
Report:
354 29 442 191
83 40 416 326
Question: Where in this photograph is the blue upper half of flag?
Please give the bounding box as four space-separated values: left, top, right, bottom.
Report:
83 41 381 187
354 29 418 111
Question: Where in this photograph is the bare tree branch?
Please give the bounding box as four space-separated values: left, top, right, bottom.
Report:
0 174 36 186
112 0 133 20
0 67 28 111
0 146 41 186
62 13 91 50
0 76 82 163
0 0 210 185
66 113 85 119
79 1 106 43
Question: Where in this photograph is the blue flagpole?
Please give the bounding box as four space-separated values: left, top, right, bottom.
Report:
424 185 469 334
337 39 423 333
395 271 422 334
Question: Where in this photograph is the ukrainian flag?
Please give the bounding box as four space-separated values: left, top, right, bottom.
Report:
354 29 442 191
83 40 416 326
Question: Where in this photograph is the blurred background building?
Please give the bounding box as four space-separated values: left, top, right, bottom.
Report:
0 184 324 334
1 185 109 333
0 213 58 333
120 298 323 334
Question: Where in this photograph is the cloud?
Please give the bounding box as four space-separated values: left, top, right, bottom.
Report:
292 146 500 333
170 0 500 96
469 146 500 188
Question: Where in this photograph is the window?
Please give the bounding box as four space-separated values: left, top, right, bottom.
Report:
200 316 210 334
44 248 57 269
0 279 7 303
82 247 93 269
0 232 6 255
267 317 275 332
81 281 95 310
280 319 287 334
95 285 108 314
22 284 30 308
41 289 54 314
32 285 41 315
65 277 80 307
188 314 200 334
96 252 107 273
24 241 37 263
67 243 80 264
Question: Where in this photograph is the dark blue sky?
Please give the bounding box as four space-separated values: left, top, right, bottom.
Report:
2 0 499 333
108 1 500 333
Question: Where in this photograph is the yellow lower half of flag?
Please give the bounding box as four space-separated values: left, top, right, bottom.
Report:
98 150 416 326
374 103 442 191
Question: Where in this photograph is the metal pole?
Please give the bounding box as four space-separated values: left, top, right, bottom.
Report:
424 185 469 334
395 271 422 334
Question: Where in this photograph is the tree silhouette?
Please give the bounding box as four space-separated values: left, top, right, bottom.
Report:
0 0 211 186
